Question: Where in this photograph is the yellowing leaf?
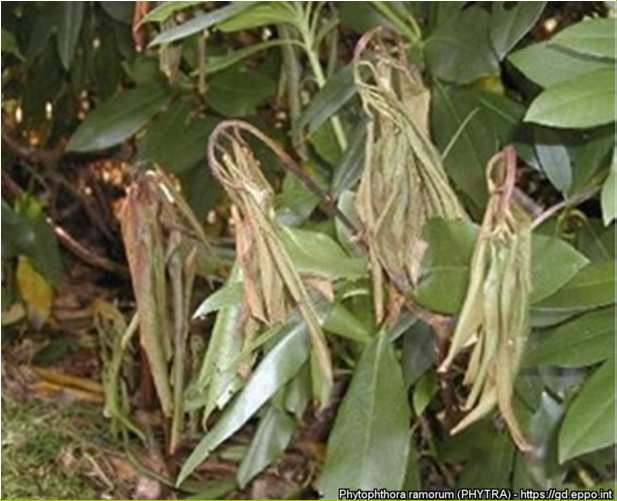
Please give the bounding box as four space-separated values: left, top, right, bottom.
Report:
17 255 53 330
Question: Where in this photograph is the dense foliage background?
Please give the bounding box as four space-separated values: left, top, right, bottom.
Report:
1 2 615 498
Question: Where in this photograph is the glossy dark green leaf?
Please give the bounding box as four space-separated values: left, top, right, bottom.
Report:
67 83 170 152
576 219 615 262
205 40 291 75
525 69 616 129
178 319 309 486
425 7 499 84
275 172 319 226
412 371 438 416
337 2 392 33
188 267 244 418
532 261 616 318
205 67 276 117
192 281 243 319
416 219 589 313
323 303 372 344
415 218 478 314
508 42 612 88
279 226 366 281
439 421 515 489
137 101 219 173
559 360 616 463
148 3 253 46
513 392 564 490
217 2 296 32
402 321 436 388
490 2 545 60
431 85 497 209
56 2 84 70
570 126 614 193
551 18 616 60
318 330 411 497
294 65 356 135
331 122 367 198
534 128 572 192
530 233 589 303
601 151 616 226
284 363 311 419
236 405 296 488
308 121 342 166
1 201 62 285
141 1 203 24
525 307 615 368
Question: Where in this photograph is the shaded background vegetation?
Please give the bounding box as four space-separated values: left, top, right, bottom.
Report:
1 2 615 499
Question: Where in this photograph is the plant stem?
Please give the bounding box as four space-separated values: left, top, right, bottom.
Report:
292 3 348 151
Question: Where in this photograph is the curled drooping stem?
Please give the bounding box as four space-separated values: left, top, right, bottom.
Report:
208 120 357 233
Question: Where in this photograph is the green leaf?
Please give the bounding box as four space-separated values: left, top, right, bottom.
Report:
551 18 616 60
508 42 612 88
189 267 243 418
490 2 545 59
534 128 572 192
559 360 616 463
2 200 62 285
275 172 319 226
412 371 438 416
513 392 563 490
576 219 615 262
415 218 479 314
432 86 524 209
177 318 309 486
525 307 615 368
137 101 219 173
416 219 589 313
331 122 367 198
217 2 297 32
403 322 436 388
525 69 616 129
294 65 356 135
425 7 500 85
601 150 616 226
1 29 23 60
193 281 243 319
148 3 254 46
205 67 276 117
338 2 392 34
279 226 367 281
205 40 294 75
236 405 296 488
569 125 615 194
67 83 170 152
530 233 589 303
56 2 84 70
318 330 411 497
308 121 342 166
141 1 203 24
439 422 515 488
323 303 372 344
533 261 616 318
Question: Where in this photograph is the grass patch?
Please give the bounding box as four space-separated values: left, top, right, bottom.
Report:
1 396 121 499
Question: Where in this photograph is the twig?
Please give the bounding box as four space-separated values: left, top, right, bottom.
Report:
1 128 64 169
53 225 128 276
1 170 128 276
531 186 601 229
208 120 357 232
